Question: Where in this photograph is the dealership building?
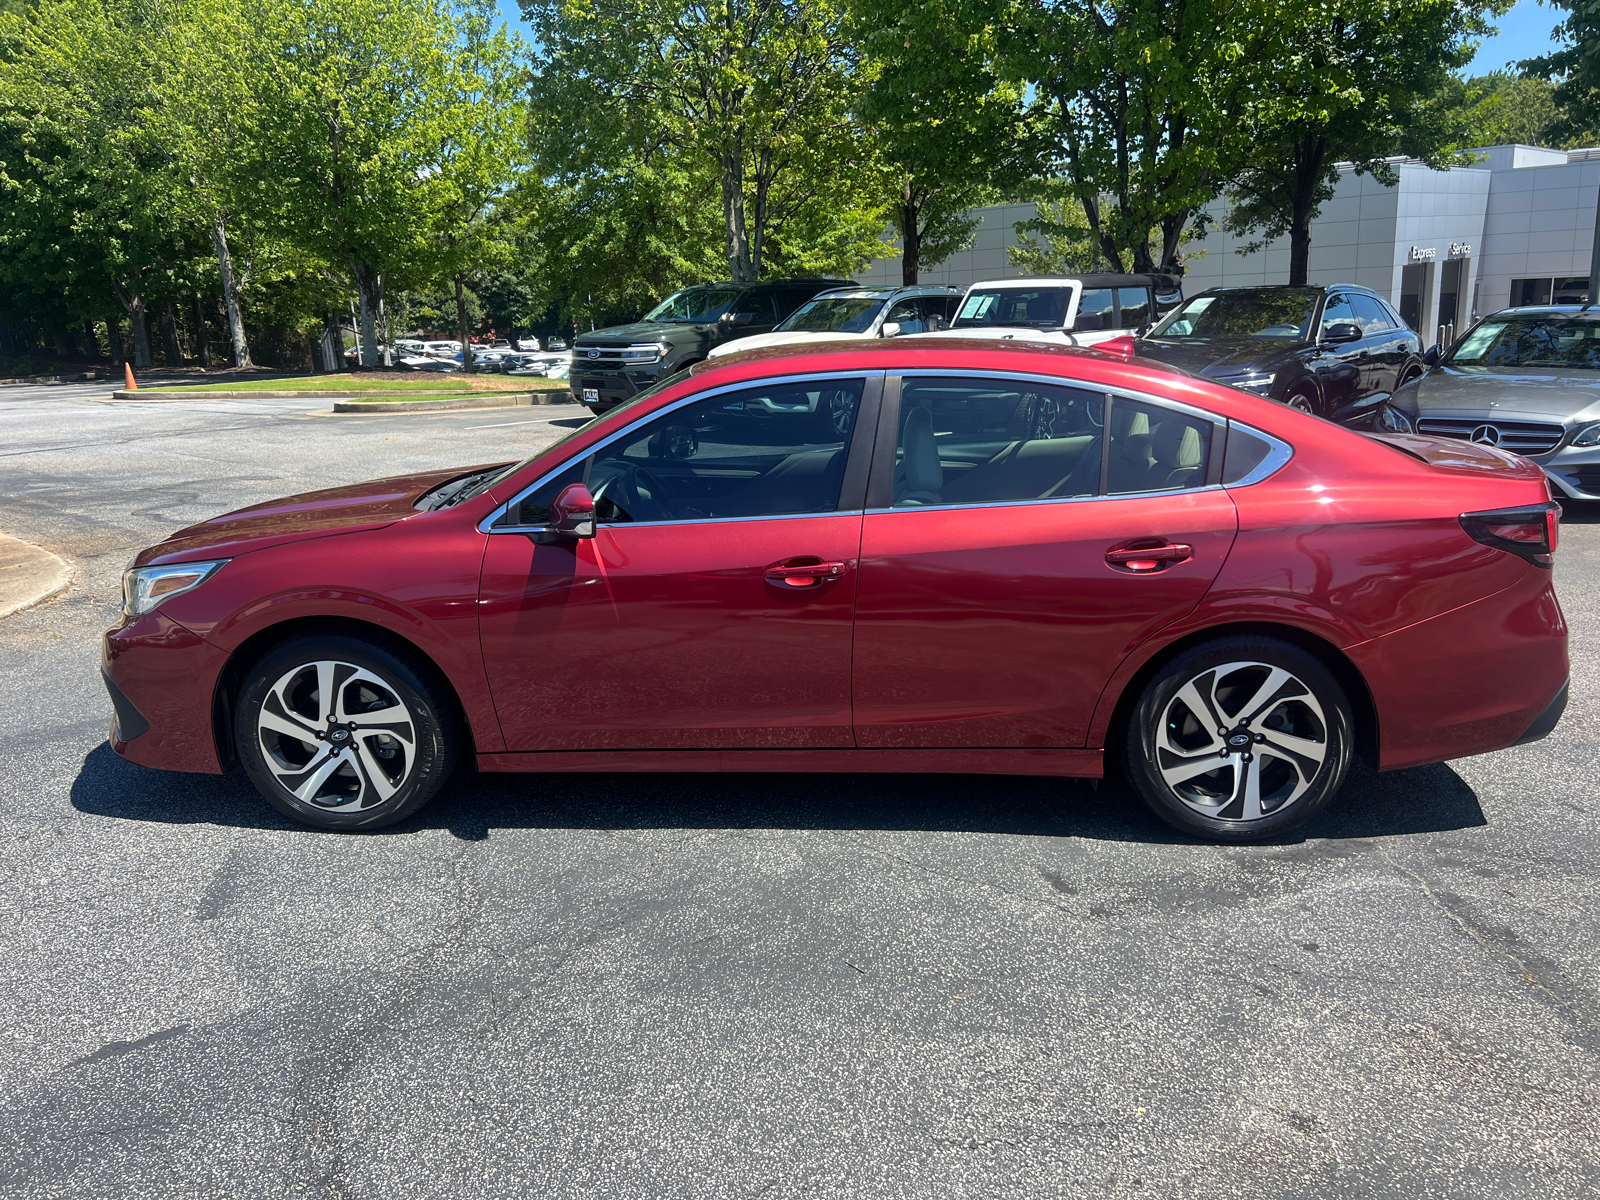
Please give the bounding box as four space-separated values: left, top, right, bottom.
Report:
855 142 1600 347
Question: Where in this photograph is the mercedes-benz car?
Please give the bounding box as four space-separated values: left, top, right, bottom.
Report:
1134 285 1425 424
705 286 960 358
104 339 1567 842
1379 306 1600 500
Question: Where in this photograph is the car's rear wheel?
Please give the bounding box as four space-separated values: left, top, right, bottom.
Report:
1122 637 1354 841
234 633 458 831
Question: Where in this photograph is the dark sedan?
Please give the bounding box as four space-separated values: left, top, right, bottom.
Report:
1134 285 1425 423
1382 306 1600 500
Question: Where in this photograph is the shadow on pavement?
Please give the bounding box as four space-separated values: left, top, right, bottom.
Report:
72 742 1486 846
1557 499 1600 524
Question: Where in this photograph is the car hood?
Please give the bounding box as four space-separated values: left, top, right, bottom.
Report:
708 330 868 357
134 464 506 567
575 321 717 345
1393 365 1600 423
1134 337 1303 375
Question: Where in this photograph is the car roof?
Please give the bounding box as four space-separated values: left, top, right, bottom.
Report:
807 285 960 300
1492 305 1600 318
964 273 1181 291
1195 283 1382 298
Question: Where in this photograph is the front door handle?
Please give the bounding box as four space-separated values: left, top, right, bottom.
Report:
764 557 851 588
1106 543 1193 572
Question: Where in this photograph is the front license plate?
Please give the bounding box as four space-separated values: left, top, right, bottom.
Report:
582 388 599 402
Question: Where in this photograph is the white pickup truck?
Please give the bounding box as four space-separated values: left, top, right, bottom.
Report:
925 273 1183 349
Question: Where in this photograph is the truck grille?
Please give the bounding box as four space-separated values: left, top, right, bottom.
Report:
572 344 633 367
1416 416 1565 457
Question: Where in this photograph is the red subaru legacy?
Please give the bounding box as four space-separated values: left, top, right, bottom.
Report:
102 340 1568 841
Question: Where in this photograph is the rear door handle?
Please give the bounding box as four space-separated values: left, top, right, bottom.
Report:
1106 543 1193 572
764 557 851 588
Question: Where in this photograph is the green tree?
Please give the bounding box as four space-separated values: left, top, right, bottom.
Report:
1523 0 1600 138
1222 0 1506 286
997 0 1273 274
852 0 1030 284
527 0 888 284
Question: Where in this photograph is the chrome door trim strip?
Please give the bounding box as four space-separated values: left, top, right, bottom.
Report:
479 369 882 534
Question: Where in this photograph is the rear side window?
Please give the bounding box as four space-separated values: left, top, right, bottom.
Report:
1221 425 1276 484
1350 294 1393 333
1075 288 1116 332
1117 287 1151 327
892 378 1105 507
1107 398 1212 494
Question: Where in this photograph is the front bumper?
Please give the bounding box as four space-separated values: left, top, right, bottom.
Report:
1538 453 1600 500
102 612 230 773
568 362 669 411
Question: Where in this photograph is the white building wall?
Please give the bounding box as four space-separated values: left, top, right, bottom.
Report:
1474 157 1600 316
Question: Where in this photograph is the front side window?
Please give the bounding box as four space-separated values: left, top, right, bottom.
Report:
1449 316 1600 369
1150 290 1319 340
1320 294 1357 334
777 295 884 334
1073 288 1116 332
502 378 866 527
1349 294 1393 334
885 297 934 334
643 287 743 323
952 287 1074 331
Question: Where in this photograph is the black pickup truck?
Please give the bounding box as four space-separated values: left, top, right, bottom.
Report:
569 278 851 413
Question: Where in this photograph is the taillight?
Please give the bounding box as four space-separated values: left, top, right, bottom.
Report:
1460 502 1562 567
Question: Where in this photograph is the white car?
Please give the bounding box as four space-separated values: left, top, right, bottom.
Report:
928 274 1183 349
424 340 462 358
706 286 960 359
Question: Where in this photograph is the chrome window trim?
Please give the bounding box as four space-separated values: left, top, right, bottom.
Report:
1223 421 1294 487
890 366 1228 428
863 482 1227 518
479 369 880 534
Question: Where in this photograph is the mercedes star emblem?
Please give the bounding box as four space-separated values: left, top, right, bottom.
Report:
1469 424 1502 447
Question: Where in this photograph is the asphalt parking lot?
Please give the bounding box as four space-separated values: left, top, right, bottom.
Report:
0 378 1597 1199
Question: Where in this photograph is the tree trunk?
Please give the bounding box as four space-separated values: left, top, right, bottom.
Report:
52 323 74 357
125 296 153 367
722 163 755 283
160 302 183 366
1287 136 1328 288
210 213 252 367
191 296 213 368
318 312 343 374
81 321 97 359
455 276 475 373
0 317 13 355
351 262 382 368
900 188 921 287
106 316 125 365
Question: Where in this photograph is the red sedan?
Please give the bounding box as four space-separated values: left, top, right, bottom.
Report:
102 340 1569 841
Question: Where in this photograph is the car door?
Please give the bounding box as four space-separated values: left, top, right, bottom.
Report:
852 374 1239 748
478 371 881 751
1311 293 1365 414
1349 293 1402 395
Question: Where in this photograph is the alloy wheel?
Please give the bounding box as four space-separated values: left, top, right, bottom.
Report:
1153 660 1329 822
255 659 417 811
1287 394 1315 414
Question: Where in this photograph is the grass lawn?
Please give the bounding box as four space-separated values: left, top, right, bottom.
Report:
140 372 568 394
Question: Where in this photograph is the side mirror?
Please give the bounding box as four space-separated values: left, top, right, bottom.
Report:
1423 345 1442 367
880 321 902 338
926 314 947 332
549 482 596 538
1322 322 1363 344
728 312 756 327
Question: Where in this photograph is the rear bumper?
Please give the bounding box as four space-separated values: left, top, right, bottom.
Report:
1349 569 1569 771
1514 678 1568 745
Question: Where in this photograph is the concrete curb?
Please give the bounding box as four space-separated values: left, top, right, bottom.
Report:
0 534 71 620
331 392 573 413
110 389 466 401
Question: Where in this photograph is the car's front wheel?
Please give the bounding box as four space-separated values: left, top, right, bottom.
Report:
1122 637 1354 841
234 633 458 831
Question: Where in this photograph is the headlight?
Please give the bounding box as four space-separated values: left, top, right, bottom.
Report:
122 560 227 618
619 343 667 363
1571 421 1600 447
1215 371 1276 392
1377 405 1415 434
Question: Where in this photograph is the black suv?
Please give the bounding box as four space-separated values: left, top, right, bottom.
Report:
1133 284 1425 424
570 279 851 413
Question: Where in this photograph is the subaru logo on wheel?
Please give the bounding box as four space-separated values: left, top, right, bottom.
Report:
1470 424 1502 446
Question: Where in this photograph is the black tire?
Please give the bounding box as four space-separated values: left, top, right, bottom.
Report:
1122 636 1354 842
234 632 458 831
1285 389 1317 416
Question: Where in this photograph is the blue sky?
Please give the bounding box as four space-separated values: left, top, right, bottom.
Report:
493 0 1567 76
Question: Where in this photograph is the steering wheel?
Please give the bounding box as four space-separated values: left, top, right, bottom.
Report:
595 464 671 523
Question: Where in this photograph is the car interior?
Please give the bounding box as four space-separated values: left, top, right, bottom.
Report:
891 380 1211 507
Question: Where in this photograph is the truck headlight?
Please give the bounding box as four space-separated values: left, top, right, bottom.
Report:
619 343 667 363
122 560 227 618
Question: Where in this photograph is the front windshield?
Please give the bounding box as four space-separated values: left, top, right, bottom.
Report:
1448 315 1600 369
952 287 1072 331
1150 290 1318 340
776 295 884 333
643 287 742 323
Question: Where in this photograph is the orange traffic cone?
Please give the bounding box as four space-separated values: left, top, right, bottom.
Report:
123 362 137 391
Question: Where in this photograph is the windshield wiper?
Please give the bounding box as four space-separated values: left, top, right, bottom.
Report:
415 467 503 512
